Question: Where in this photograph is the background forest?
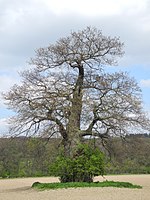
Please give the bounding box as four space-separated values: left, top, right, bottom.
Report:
0 134 150 178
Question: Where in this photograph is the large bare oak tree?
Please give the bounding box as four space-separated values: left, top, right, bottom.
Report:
3 27 150 156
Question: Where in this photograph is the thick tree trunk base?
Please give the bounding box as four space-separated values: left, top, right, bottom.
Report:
60 174 93 183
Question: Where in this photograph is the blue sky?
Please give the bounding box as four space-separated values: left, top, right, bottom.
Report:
0 0 150 134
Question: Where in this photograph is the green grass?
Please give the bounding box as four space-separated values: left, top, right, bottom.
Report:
32 181 142 190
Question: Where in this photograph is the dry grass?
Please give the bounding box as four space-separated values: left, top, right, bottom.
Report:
0 175 150 200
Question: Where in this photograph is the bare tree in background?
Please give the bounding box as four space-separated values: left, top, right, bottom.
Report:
3 27 150 156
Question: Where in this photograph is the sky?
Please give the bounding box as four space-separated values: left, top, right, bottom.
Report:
0 0 150 134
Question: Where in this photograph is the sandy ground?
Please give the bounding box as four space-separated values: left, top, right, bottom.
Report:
0 175 150 200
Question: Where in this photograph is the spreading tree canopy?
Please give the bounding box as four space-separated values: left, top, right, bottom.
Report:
3 27 150 156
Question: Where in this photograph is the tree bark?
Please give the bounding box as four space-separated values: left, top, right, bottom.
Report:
66 64 84 156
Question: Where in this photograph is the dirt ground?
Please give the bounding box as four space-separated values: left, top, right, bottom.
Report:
0 175 150 200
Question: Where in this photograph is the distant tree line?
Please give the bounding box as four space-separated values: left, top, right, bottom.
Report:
0 134 150 178
0 137 58 178
105 134 150 174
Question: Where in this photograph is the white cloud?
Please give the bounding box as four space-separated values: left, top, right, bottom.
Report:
0 118 7 126
0 72 21 114
0 0 150 70
0 73 20 93
140 79 150 87
43 0 147 16
0 118 9 135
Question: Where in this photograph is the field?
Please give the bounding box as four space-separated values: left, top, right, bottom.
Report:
0 175 150 200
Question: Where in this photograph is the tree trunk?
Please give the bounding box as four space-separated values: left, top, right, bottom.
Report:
65 64 84 156
60 64 94 183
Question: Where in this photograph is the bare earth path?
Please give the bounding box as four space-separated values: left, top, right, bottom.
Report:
0 175 150 200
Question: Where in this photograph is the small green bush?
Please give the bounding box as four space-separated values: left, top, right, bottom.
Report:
50 144 105 183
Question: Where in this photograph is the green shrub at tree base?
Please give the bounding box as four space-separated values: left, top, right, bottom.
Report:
50 144 105 183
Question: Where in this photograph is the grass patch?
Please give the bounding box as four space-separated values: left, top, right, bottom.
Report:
32 181 142 190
